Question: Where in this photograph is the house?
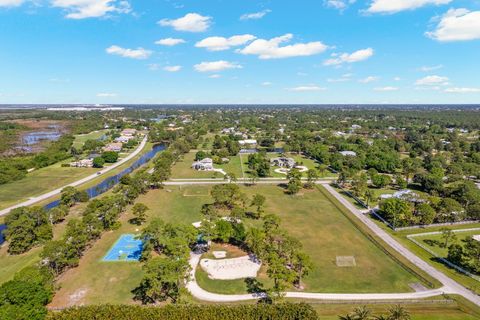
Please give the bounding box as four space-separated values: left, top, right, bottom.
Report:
121 128 137 136
238 139 257 146
270 157 296 168
104 143 122 152
221 127 235 134
339 151 357 157
115 135 134 143
70 159 93 168
192 158 214 171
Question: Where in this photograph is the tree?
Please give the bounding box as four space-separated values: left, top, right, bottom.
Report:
133 256 190 304
440 228 457 248
416 203 436 225
60 186 78 207
102 151 119 163
464 236 480 272
351 173 368 198
395 174 408 189
0 279 51 320
195 150 207 161
447 244 466 267
305 169 319 188
5 206 52 255
214 220 235 243
287 168 302 195
379 198 412 228
92 156 105 168
365 189 375 207
226 171 237 183
250 194 266 218
387 305 410 320
131 203 149 225
48 205 69 224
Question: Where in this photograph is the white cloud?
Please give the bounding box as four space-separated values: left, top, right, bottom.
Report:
194 61 242 72
163 65 182 72
97 92 117 97
195 35 256 51
325 0 356 11
366 0 451 14
426 9 480 42
327 73 353 82
415 75 449 86
155 38 185 46
359 76 379 83
240 9 271 20
51 0 131 19
419 64 443 72
209 74 221 79
374 86 398 91
159 13 211 32
237 34 328 59
323 48 374 66
262 82 272 86
393 77 401 81
0 0 23 7
106 45 152 59
287 85 326 92
444 87 480 93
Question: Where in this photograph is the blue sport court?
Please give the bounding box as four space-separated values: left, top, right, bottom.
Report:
103 234 143 261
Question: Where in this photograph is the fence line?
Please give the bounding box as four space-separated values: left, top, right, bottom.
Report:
407 233 480 282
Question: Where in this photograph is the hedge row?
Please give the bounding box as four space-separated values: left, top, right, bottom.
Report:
48 303 318 320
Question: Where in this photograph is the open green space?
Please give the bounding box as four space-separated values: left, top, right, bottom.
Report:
380 222 480 295
170 151 243 179
413 229 480 258
72 129 109 148
0 161 99 210
49 184 425 307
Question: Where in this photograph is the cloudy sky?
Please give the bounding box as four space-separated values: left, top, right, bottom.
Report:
0 0 479 104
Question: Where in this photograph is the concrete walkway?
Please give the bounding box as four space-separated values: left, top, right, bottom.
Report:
0 136 148 216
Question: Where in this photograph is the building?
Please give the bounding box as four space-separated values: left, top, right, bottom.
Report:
104 142 122 152
270 157 296 168
339 151 357 157
115 135 134 143
192 158 214 171
121 128 137 136
70 159 93 168
238 139 257 146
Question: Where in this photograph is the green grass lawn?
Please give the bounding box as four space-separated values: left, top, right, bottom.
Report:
413 229 480 258
49 183 427 307
377 220 480 295
170 152 243 179
0 162 99 210
73 129 109 149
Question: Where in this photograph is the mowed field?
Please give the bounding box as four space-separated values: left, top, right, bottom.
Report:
72 129 109 148
49 184 423 307
170 151 243 179
0 162 99 210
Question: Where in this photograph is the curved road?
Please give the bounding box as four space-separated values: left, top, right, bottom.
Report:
0 136 148 217
186 253 446 303
185 181 480 306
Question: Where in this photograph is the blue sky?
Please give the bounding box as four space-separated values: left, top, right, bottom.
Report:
1 0 480 104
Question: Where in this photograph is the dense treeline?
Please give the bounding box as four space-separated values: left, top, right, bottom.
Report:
47 303 318 320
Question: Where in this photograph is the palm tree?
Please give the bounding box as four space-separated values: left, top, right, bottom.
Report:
388 305 410 320
338 314 356 320
352 306 372 320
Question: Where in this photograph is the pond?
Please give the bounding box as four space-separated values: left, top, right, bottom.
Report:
0 143 166 245
22 131 62 145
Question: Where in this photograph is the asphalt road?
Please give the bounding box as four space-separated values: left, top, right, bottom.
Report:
0 136 148 217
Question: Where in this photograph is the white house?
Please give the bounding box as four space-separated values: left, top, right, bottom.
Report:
270 157 296 168
192 158 214 171
238 139 257 146
339 151 357 157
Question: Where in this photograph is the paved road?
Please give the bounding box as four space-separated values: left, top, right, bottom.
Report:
0 136 148 216
185 182 480 306
321 183 480 306
186 253 446 302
